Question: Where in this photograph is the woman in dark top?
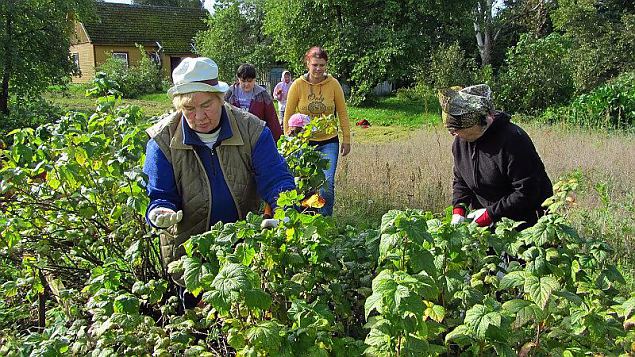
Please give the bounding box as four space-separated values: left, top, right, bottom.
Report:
439 84 553 230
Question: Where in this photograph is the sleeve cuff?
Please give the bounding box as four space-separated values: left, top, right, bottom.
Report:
452 207 466 216
475 209 493 227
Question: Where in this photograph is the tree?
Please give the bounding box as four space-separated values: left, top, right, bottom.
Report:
196 0 275 82
496 33 574 113
0 0 93 115
264 0 474 104
473 0 558 68
132 0 204 9
552 0 635 92
473 0 498 66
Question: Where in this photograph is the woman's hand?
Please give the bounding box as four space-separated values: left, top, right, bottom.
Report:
340 143 351 156
149 207 183 228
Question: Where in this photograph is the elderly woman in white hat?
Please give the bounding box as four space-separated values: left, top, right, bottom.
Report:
143 57 295 285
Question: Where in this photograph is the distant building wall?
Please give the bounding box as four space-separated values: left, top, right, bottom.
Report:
70 44 191 84
340 81 395 97
69 43 96 83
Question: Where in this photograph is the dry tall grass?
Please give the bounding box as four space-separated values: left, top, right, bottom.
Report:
334 123 635 272
336 124 634 212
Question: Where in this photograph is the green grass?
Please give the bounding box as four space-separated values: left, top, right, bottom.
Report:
348 96 440 127
137 92 172 104
45 86 439 133
44 85 173 117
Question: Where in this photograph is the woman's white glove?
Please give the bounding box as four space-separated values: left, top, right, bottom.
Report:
260 218 279 229
260 217 290 229
451 214 466 225
148 207 183 228
467 208 493 227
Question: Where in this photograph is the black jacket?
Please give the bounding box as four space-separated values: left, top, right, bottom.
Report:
452 112 553 229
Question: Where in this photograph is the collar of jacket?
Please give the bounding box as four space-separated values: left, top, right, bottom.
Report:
169 103 245 149
474 111 511 143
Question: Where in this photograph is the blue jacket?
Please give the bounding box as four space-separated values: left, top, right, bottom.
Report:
143 106 295 228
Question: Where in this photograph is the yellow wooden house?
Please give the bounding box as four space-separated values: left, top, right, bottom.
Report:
69 2 208 83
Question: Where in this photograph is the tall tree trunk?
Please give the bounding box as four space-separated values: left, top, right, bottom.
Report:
0 0 14 115
474 0 494 66
534 0 549 37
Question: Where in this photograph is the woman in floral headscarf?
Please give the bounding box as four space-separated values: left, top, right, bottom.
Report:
439 84 552 230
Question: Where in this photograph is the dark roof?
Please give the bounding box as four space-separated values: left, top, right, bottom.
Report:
81 2 208 54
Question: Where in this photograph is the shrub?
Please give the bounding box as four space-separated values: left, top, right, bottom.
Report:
497 33 574 114
396 82 440 114
541 71 635 130
428 42 476 90
97 45 164 98
0 96 64 140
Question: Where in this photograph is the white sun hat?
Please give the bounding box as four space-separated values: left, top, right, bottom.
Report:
167 57 229 98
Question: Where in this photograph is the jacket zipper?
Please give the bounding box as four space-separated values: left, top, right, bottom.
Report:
472 142 479 187
192 148 212 229
215 145 244 219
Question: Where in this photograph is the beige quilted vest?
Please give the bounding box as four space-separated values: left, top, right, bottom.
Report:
146 103 264 277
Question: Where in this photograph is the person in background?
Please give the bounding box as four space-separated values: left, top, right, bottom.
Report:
283 46 351 216
273 70 292 124
143 57 295 302
225 63 282 141
439 84 553 230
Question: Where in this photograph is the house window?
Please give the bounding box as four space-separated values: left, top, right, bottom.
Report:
71 53 80 68
112 52 129 68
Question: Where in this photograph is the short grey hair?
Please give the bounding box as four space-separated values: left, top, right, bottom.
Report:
172 91 225 111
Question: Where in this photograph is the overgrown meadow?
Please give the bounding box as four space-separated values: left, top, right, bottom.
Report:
1 91 634 355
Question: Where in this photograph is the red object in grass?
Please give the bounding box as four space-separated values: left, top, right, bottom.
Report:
355 119 371 128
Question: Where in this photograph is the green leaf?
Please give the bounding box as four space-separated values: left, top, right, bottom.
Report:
493 343 516 357
524 275 560 309
402 334 431 355
444 324 471 345
554 291 583 307
603 265 626 285
113 294 140 315
364 291 383 319
380 210 401 233
502 299 532 313
183 256 204 297
244 289 272 310
2 281 18 297
364 318 393 348
202 290 230 315
212 263 252 298
509 302 541 328
619 296 635 318
147 280 168 305
245 321 283 352
379 233 401 264
464 304 487 329
408 247 437 277
234 243 256 266
500 271 529 290
397 214 431 245
477 312 502 340
124 240 142 266
423 301 445 323
415 272 440 300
